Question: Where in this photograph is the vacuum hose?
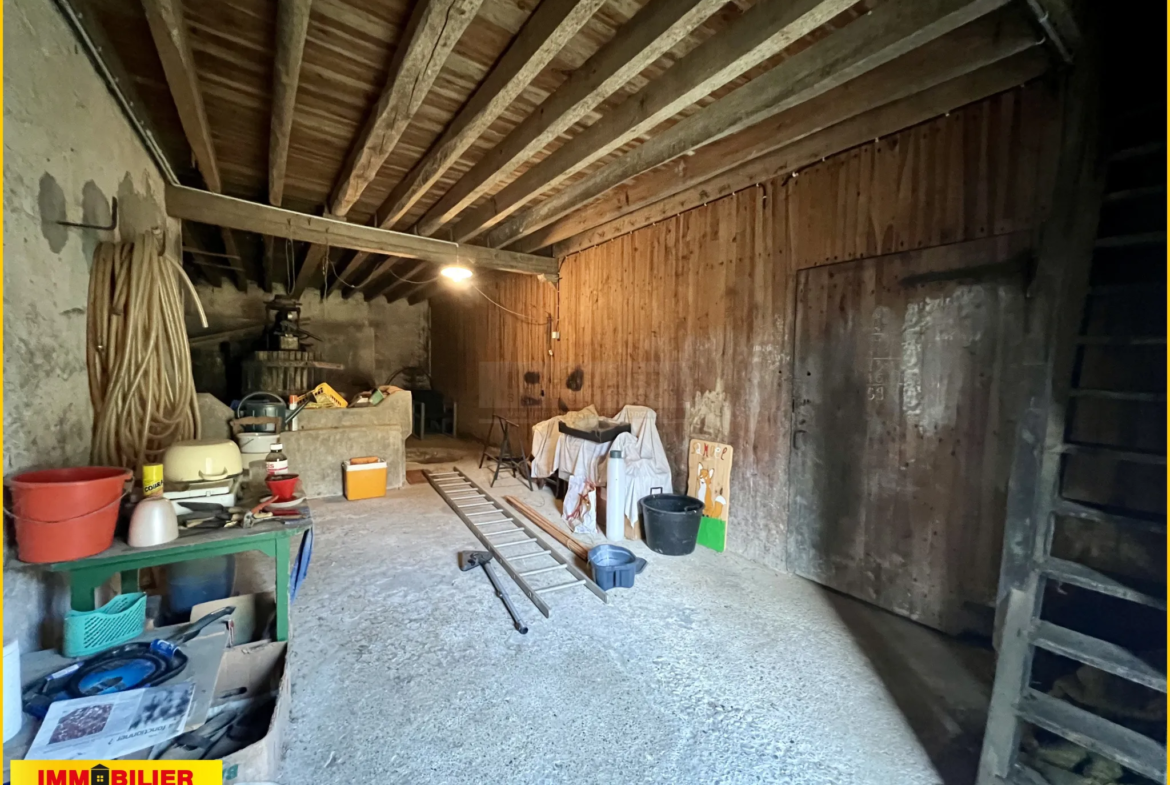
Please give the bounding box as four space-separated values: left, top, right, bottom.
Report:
88 233 203 469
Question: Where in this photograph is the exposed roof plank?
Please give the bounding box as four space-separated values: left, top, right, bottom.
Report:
370 0 608 233
413 0 732 237
328 0 486 217
269 0 313 207
142 0 251 290
449 0 858 243
141 0 221 193
552 48 1050 256
489 0 1014 250
530 11 1042 252
165 184 557 276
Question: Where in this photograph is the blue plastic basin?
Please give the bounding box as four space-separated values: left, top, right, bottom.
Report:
588 545 647 591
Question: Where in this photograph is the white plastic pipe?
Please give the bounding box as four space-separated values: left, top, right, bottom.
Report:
606 449 625 543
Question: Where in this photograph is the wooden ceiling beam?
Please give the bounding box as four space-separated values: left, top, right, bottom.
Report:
370 0 607 234
143 0 250 291
269 0 313 207
413 0 729 237
551 48 1051 257
488 0 1015 251
142 0 220 192
328 0 484 217
528 12 1043 252
165 185 558 276
447 0 857 243
290 242 328 299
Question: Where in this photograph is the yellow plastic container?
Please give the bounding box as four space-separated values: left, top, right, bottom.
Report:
343 457 387 501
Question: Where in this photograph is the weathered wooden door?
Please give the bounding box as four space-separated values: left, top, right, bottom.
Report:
787 235 1028 633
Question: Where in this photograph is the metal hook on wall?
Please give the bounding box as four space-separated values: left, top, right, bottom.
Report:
55 197 119 231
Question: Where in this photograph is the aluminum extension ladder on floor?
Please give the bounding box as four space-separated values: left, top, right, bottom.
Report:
425 468 608 616
976 98 1167 784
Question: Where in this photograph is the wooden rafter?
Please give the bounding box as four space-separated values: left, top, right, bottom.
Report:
370 0 607 233
364 261 431 301
142 0 248 291
291 242 329 299
334 0 607 293
413 0 732 237
386 271 439 304
343 256 401 299
550 48 1051 256
488 0 1014 251
527 12 1043 252
165 185 557 276
407 280 446 305
269 0 312 207
142 0 219 192
328 0 484 217
447 0 858 243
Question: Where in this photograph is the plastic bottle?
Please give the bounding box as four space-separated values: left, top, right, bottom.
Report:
606 449 625 542
265 443 289 476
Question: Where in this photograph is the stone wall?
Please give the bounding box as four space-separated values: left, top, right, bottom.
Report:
3 0 177 650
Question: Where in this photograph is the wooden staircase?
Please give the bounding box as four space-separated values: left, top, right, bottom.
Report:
976 94 1167 785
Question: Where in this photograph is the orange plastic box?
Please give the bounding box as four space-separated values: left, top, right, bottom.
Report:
343 457 387 501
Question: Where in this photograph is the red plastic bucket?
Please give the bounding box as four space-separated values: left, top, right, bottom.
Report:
9 467 131 563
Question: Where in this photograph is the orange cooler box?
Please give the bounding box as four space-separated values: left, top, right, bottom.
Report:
343 457 387 500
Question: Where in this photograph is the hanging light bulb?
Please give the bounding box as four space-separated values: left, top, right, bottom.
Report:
440 263 473 281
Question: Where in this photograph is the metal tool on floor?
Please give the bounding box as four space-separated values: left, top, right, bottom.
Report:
425 467 607 617
459 551 528 634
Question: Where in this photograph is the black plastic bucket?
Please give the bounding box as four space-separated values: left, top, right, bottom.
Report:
639 494 703 555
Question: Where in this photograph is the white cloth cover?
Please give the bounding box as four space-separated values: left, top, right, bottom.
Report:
529 404 672 531
559 437 611 532
608 405 672 527
529 405 598 479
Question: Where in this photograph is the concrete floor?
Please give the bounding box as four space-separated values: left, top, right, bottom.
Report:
280 456 994 785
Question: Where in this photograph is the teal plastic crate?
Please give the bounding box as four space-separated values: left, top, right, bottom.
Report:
63 592 147 657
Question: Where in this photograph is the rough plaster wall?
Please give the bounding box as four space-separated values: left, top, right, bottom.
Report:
188 285 430 398
3 0 176 650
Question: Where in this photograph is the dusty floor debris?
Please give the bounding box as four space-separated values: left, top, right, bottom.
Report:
281 458 992 784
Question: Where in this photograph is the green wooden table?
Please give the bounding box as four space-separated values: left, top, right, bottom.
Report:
32 518 311 641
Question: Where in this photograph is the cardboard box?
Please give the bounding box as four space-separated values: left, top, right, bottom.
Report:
210 640 289 784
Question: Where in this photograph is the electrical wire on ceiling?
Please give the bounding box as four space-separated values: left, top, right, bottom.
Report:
285 236 295 293
322 251 363 292
381 263 441 286
472 284 549 326
88 233 203 469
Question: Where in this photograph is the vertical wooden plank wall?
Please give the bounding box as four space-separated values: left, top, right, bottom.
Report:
429 84 1061 572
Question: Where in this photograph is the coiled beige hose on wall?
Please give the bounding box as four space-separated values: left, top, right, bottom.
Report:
87 232 205 469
